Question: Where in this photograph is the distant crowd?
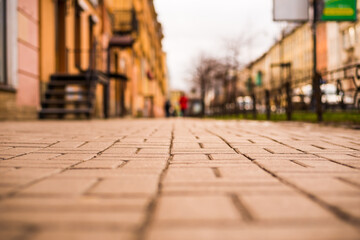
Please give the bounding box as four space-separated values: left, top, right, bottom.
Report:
164 93 188 117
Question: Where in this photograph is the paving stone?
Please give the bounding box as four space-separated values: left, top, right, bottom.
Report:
0 196 150 211
172 154 209 161
154 195 241 223
19 178 97 196
29 230 136 240
0 160 78 168
10 153 61 160
0 119 359 240
164 168 216 183
0 210 144 228
240 193 337 222
91 176 159 196
72 160 124 169
146 223 360 240
53 153 96 161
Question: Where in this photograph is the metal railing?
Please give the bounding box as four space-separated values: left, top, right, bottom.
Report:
207 64 360 120
64 41 108 74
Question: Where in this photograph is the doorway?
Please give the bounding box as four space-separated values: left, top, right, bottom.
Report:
55 0 66 73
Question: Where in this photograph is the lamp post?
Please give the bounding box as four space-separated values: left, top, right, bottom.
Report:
312 0 323 122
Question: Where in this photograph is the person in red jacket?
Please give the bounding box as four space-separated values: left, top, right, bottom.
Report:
179 93 188 117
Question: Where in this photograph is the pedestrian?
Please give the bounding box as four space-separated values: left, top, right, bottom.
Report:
179 93 188 117
164 99 171 118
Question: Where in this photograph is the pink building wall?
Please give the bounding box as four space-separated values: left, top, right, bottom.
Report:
16 0 39 108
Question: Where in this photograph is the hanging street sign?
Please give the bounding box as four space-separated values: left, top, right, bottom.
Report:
319 0 357 21
273 0 309 22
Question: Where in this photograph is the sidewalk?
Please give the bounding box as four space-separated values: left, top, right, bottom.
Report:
0 119 359 240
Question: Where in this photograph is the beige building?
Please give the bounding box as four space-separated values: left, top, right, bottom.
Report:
241 1 360 110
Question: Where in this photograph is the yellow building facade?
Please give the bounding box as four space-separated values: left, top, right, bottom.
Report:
106 0 168 117
243 23 313 96
0 0 167 120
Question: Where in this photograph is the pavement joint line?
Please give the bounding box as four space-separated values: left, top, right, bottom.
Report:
204 129 238 155
311 144 326 150
257 134 307 154
116 160 129 169
311 153 359 170
290 160 310 168
206 126 360 228
206 154 214 160
136 125 174 240
45 141 61 148
0 153 28 161
0 141 62 162
76 141 89 148
96 139 121 156
211 167 222 178
229 193 255 223
238 128 359 170
83 177 104 195
349 141 360 146
336 177 360 189
1 139 121 200
0 168 63 200
263 148 274 154
253 160 360 227
321 140 360 151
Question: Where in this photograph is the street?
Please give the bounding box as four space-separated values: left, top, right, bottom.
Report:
0 119 359 240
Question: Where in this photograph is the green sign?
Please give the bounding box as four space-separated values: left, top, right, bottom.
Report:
320 0 357 21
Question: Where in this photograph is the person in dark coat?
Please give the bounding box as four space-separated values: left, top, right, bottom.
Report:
164 99 172 118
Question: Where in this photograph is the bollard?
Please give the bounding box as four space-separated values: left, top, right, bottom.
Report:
265 90 271 120
285 82 292 120
252 93 257 119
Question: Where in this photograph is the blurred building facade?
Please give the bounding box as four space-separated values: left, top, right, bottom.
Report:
0 0 168 120
0 0 40 119
108 0 168 118
241 2 360 110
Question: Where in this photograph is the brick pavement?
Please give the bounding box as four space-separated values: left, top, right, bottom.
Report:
0 119 359 240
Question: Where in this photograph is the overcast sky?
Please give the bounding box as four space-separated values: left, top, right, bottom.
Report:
154 0 284 91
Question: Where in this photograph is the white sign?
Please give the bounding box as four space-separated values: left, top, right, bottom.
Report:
273 0 309 22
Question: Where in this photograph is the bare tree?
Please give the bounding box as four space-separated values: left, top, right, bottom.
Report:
222 37 245 114
190 54 224 116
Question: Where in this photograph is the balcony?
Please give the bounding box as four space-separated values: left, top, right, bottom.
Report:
111 9 138 35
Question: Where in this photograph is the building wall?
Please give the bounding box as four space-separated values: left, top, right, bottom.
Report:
0 0 39 120
108 0 168 118
317 23 328 72
40 0 111 118
246 23 314 97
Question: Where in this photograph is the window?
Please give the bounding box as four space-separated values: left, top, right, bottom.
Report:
0 0 6 85
343 26 357 49
256 71 263 86
348 27 356 47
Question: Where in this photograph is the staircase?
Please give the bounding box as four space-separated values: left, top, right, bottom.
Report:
39 73 96 119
